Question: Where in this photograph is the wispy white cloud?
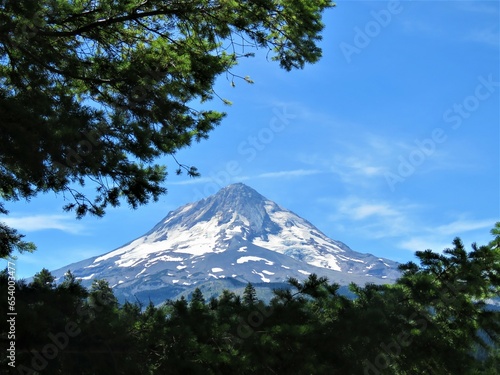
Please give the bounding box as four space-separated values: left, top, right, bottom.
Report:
255 169 322 179
331 156 387 181
397 218 496 254
168 176 218 186
300 129 480 192
326 196 418 239
324 195 495 253
336 198 400 221
239 169 322 181
398 236 452 254
1 215 86 234
172 169 322 186
395 217 495 254
298 134 397 187
434 218 496 237
464 27 499 47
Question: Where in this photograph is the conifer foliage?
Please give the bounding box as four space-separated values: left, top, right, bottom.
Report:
0 0 333 257
1 224 499 374
2 4 496 373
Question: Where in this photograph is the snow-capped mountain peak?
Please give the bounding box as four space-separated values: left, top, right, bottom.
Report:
51 183 400 303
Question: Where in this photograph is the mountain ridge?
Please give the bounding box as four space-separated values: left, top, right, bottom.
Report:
51 183 400 304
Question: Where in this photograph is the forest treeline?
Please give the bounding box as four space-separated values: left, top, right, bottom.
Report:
2 224 500 375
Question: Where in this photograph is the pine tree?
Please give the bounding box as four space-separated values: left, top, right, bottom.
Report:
31 267 56 289
0 0 334 258
190 287 205 307
243 282 257 306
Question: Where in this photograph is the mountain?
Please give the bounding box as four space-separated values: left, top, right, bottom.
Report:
51 183 400 304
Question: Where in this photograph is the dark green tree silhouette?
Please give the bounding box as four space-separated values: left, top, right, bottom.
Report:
0 0 333 258
32 267 56 289
0 204 35 258
243 282 257 306
2 223 498 374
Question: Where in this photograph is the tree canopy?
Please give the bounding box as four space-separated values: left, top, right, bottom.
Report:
1 224 499 374
0 0 333 215
0 0 333 257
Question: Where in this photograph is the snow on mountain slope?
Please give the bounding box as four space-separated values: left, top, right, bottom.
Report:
51 183 400 303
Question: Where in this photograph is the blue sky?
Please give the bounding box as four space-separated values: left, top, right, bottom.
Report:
4 1 499 279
